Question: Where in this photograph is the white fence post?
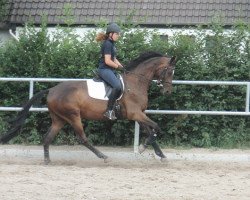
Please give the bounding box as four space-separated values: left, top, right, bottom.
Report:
29 80 34 99
134 122 140 153
246 83 250 112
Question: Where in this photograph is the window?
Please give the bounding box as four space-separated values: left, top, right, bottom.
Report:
159 34 168 41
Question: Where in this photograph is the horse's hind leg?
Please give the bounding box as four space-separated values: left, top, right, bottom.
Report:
43 114 65 164
71 116 108 161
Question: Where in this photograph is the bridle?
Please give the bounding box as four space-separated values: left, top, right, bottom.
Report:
156 65 175 86
122 65 174 91
123 70 151 82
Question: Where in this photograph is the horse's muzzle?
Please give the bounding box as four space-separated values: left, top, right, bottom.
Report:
161 87 172 95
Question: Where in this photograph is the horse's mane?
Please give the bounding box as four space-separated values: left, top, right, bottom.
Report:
126 51 164 71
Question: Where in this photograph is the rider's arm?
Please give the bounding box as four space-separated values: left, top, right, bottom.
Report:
104 54 120 69
114 58 123 68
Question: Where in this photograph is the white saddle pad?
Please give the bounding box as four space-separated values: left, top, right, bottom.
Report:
87 77 124 100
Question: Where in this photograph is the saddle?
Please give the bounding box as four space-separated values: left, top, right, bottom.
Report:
87 72 124 101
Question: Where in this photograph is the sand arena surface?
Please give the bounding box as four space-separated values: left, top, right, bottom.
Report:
0 145 249 200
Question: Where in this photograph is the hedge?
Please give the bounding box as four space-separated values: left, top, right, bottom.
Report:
0 20 249 148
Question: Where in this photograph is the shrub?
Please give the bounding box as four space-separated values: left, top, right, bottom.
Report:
0 20 249 148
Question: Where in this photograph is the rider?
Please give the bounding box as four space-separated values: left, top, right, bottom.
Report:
96 23 124 120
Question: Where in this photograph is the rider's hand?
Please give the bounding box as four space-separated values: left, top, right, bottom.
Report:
117 64 124 71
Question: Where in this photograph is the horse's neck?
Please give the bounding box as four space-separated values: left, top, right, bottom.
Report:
135 64 155 81
126 66 154 92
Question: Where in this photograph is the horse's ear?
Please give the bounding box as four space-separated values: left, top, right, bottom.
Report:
169 56 177 65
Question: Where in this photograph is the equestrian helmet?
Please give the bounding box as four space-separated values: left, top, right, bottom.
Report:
106 23 121 34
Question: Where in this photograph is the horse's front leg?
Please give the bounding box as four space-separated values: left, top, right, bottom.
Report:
131 111 166 160
138 123 166 160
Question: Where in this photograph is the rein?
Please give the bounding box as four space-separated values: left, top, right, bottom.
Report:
120 54 175 91
122 65 174 91
124 70 152 82
120 70 149 92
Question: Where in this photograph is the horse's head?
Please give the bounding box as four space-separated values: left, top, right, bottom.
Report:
156 56 177 95
126 52 176 95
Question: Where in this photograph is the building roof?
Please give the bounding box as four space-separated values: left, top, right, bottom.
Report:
3 0 250 28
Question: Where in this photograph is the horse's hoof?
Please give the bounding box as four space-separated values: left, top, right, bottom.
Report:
138 144 147 154
44 159 51 165
160 157 168 163
104 157 111 163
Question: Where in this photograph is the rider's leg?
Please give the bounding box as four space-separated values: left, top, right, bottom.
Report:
98 68 122 120
104 87 120 120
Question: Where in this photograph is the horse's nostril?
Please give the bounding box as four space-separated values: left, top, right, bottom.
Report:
166 90 172 95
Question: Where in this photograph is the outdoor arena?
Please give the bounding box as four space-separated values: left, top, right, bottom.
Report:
0 78 249 200
0 145 249 200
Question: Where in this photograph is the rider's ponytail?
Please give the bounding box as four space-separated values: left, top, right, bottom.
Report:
95 32 108 42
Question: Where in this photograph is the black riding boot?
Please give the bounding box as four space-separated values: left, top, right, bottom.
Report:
104 88 120 120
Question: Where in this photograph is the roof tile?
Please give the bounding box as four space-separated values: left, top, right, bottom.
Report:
4 0 250 26
81 8 88 15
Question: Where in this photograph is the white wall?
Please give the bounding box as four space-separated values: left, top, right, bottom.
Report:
15 27 218 40
0 30 12 46
11 26 239 43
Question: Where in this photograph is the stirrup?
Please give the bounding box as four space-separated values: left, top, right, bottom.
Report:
103 110 117 120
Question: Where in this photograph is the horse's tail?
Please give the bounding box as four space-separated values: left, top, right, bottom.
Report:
0 89 49 143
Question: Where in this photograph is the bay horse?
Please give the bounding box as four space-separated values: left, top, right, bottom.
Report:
0 52 176 164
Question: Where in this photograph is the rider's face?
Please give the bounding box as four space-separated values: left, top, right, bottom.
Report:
109 32 120 41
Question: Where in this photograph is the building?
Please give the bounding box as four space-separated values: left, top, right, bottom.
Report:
1 0 249 44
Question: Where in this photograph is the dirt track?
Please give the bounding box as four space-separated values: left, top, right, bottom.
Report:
0 146 249 200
